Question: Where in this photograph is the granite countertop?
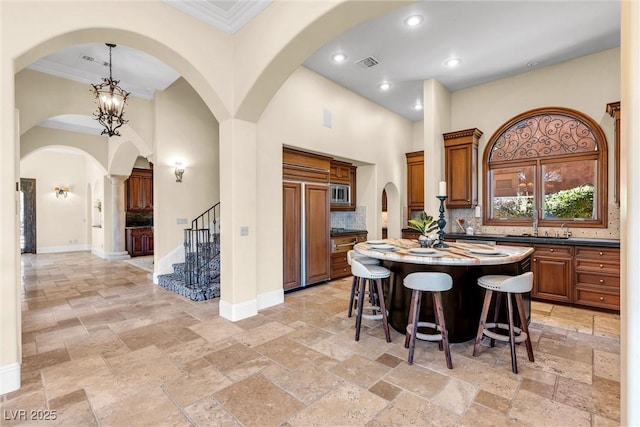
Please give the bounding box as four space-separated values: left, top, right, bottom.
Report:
354 239 533 266
444 232 620 248
125 226 154 229
330 228 368 237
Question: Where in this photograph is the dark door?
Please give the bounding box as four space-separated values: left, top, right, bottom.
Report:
20 178 36 253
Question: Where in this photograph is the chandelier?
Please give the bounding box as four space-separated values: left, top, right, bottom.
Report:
91 43 130 137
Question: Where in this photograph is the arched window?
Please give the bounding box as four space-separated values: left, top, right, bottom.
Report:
483 107 608 228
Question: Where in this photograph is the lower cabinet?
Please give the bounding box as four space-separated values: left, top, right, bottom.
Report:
528 244 619 310
574 247 620 310
531 245 573 303
330 233 367 279
126 227 154 257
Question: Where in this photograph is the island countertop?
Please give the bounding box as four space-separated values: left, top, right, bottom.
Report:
354 238 533 266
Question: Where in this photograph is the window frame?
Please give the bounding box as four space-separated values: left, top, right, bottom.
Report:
483 107 608 228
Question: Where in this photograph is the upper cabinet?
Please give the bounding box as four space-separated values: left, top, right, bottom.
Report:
330 159 357 211
606 101 620 207
406 151 424 219
126 168 153 212
443 128 482 209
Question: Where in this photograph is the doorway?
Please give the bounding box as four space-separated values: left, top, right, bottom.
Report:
20 178 36 253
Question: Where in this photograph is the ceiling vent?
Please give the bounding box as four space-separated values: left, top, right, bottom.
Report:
80 54 109 67
355 56 379 68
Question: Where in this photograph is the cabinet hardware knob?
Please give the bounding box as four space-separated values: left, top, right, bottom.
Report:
599 296 604 301
599 251 603 256
599 264 604 268
550 248 554 252
599 279 604 283
533 258 537 262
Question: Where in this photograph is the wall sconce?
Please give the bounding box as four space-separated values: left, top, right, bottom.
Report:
174 162 185 183
55 186 69 198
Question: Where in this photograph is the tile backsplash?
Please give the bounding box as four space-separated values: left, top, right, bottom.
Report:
331 206 366 230
446 202 620 239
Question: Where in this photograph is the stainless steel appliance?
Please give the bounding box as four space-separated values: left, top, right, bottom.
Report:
330 183 351 205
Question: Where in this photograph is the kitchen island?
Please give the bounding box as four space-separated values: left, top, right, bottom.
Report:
354 239 533 342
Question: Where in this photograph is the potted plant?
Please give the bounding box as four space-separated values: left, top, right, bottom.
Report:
408 211 438 247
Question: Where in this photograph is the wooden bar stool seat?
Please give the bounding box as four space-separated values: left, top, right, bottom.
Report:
350 258 391 342
403 272 453 369
472 272 535 374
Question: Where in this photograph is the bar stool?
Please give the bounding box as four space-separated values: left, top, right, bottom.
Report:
472 272 534 374
346 250 380 318
403 272 453 369
350 258 391 342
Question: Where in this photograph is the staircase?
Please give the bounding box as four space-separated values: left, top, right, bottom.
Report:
157 203 220 301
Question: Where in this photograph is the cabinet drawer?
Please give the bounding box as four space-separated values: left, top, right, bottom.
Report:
533 245 573 258
331 252 348 266
576 272 620 289
575 287 620 310
575 260 620 274
575 247 620 262
331 265 351 279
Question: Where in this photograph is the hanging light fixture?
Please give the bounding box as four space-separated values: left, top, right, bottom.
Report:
91 43 130 137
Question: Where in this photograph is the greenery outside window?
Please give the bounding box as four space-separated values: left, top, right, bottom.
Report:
484 107 608 228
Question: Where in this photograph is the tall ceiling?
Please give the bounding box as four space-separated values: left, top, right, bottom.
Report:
28 0 620 134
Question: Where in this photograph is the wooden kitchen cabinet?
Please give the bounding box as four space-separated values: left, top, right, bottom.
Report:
531 244 573 303
443 128 482 209
126 227 154 257
126 168 153 212
283 182 302 290
330 233 367 279
574 246 620 310
406 151 424 219
330 160 352 184
330 160 357 212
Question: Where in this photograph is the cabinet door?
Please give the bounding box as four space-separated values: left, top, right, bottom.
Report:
143 232 154 255
283 182 302 290
305 184 331 285
141 174 153 211
126 175 143 211
532 255 572 302
446 144 475 208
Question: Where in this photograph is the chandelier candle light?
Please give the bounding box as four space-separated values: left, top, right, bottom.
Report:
434 181 449 248
91 43 130 137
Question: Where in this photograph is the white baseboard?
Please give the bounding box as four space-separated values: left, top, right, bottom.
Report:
219 288 284 322
0 363 20 395
219 298 258 322
38 244 90 254
91 248 106 259
257 288 284 310
105 251 130 260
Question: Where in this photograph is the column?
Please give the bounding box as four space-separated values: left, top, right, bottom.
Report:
106 175 129 260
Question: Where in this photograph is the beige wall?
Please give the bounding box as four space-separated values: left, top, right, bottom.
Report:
154 77 220 275
450 48 621 238
256 66 413 298
21 149 90 251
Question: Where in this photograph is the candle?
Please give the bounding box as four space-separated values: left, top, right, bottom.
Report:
438 181 447 197
475 205 482 218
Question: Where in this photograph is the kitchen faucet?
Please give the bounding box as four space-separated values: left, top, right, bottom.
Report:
560 223 572 238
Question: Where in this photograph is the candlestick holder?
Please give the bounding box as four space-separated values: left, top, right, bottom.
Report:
434 195 449 248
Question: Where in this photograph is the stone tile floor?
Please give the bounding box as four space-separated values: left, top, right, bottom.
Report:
0 252 620 426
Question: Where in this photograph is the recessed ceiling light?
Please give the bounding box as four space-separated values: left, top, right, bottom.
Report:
445 58 462 68
404 15 423 27
413 102 423 111
332 53 347 63
379 82 391 91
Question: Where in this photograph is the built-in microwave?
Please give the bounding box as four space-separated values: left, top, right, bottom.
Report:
330 183 351 205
